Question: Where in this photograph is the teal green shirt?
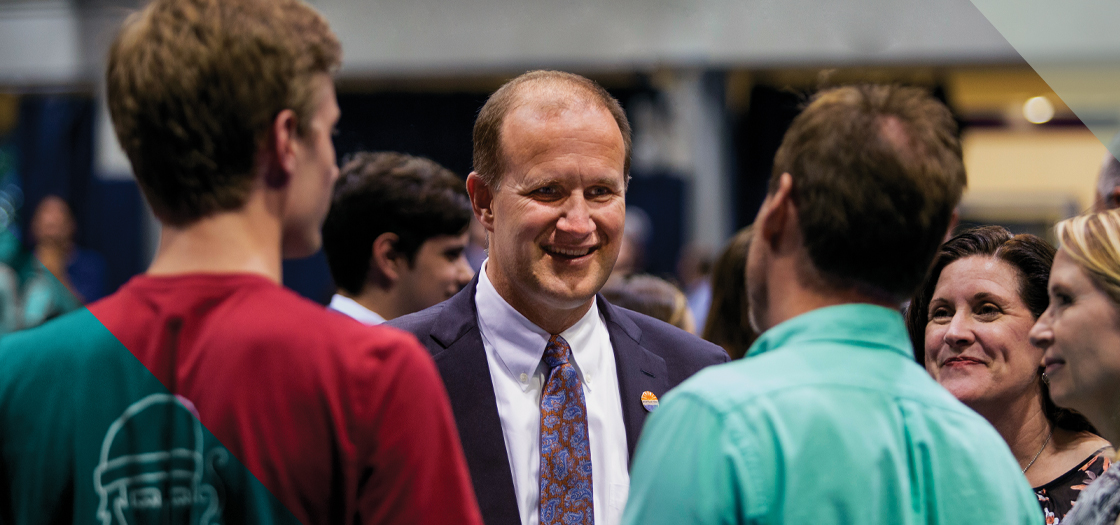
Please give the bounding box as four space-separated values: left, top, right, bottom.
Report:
622 304 1042 525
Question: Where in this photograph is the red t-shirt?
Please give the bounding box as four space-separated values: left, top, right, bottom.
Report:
89 273 483 525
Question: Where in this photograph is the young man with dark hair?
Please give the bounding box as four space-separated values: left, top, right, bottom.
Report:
622 85 1042 524
0 1 482 524
322 151 474 324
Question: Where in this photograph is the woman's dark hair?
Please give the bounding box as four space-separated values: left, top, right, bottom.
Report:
702 226 757 359
906 225 1094 433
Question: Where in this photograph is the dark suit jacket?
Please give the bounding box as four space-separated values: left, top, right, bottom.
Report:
388 276 729 525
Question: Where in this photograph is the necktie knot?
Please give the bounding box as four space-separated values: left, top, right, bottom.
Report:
543 335 571 369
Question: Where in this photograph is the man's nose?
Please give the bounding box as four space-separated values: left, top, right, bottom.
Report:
455 256 473 287
556 195 594 236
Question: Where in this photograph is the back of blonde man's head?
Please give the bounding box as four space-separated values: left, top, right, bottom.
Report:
107 0 341 226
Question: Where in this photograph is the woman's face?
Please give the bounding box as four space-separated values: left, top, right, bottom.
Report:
924 256 1041 409
1029 249 1120 417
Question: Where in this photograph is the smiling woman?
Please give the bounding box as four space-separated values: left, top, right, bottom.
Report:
906 225 1111 522
1029 209 1120 525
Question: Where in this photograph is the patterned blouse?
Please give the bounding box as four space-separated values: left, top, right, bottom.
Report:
1036 447 1112 524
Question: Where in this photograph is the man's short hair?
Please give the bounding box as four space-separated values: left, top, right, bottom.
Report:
322 152 472 296
1097 136 1120 208
472 70 632 188
772 84 967 301
106 0 341 226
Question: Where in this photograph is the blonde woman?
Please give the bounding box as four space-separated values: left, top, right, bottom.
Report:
1030 208 1120 524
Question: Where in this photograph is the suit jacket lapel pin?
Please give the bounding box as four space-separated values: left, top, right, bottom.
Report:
641 391 659 412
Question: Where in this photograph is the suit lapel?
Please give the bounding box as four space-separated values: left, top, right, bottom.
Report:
429 279 521 525
598 296 670 463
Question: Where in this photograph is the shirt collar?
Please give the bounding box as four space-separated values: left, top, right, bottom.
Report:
476 260 602 391
746 303 911 360
328 294 386 325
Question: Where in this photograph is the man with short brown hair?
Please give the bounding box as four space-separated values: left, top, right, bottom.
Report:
622 85 1041 524
322 152 474 323
0 1 482 524
390 70 727 525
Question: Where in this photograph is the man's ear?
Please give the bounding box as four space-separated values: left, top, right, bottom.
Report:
264 109 299 189
943 208 960 243
756 172 795 251
1107 187 1120 210
370 232 405 284
466 172 495 231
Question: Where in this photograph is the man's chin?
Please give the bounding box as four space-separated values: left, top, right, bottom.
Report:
281 233 321 260
538 282 601 311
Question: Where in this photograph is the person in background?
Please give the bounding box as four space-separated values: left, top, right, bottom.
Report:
464 216 489 272
611 206 652 278
322 151 474 324
622 84 1041 524
1030 209 1120 525
677 242 715 332
389 69 728 525
1093 135 1120 212
701 226 757 359
22 195 106 327
600 273 695 333
907 225 1110 522
0 0 483 523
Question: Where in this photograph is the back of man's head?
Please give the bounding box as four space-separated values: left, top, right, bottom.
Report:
472 70 632 189
1096 135 1120 211
322 152 472 296
773 84 966 301
106 0 341 226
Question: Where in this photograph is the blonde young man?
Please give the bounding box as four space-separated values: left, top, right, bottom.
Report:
0 1 482 523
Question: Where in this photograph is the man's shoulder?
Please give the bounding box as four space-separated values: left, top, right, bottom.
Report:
664 339 973 418
388 300 451 336
0 307 116 367
94 275 427 365
604 301 729 369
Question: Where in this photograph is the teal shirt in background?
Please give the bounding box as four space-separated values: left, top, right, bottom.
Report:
622 303 1042 525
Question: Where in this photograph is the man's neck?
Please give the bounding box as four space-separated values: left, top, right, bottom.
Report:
147 197 283 283
485 263 593 335
345 287 397 321
761 265 898 331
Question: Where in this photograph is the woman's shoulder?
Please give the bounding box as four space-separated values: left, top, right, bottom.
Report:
1034 434 1114 521
1045 432 1112 490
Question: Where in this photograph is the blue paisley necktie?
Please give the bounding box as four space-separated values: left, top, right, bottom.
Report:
539 334 594 525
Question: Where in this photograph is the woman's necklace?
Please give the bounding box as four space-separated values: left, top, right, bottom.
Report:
1022 430 1054 474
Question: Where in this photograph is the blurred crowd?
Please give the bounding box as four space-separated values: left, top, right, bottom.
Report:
6 1 1120 525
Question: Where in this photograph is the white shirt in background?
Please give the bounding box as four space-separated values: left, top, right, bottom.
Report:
327 294 386 326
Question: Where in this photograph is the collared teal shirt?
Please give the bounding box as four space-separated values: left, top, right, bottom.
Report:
622 304 1042 524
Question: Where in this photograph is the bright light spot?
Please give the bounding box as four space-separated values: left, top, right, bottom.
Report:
1023 96 1055 124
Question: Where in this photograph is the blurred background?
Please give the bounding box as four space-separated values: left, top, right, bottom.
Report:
0 0 1116 318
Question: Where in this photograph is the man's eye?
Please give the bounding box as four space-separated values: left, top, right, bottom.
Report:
587 187 614 199
532 186 562 199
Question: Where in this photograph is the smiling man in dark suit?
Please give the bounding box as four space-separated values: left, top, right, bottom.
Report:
389 70 728 525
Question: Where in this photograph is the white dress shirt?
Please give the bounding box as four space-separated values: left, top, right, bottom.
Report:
475 262 630 525
327 294 385 325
